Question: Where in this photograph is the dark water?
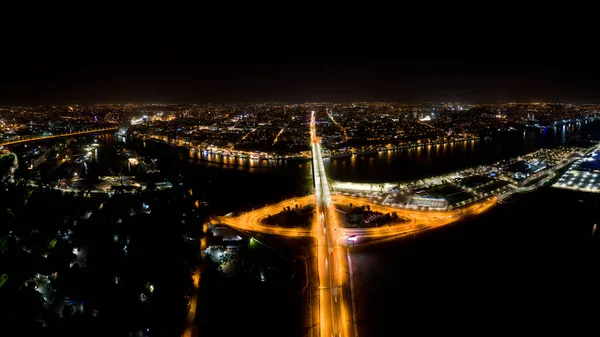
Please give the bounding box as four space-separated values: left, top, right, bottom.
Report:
88 133 135 177
189 148 313 174
325 120 600 182
351 188 600 336
141 139 313 214
83 125 600 336
74 133 311 213
182 120 600 184
85 121 600 214
178 157 313 214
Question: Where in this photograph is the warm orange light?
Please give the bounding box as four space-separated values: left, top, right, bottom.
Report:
211 111 498 337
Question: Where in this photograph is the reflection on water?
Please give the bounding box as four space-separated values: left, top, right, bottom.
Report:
144 121 600 184
324 121 600 183
185 149 313 176
86 133 133 177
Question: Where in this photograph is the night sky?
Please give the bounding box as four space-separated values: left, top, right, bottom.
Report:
2 36 599 104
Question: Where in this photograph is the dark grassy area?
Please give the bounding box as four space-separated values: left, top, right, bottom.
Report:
0 154 15 179
351 187 600 336
0 186 196 337
424 183 476 205
426 183 463 196
337 204 407 228
444 191 475 205
262 205 314 228
458 175 493 188
475 180 510 194
197 234 308 337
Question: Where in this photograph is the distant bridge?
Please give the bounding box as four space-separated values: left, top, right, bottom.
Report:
0 127 118 147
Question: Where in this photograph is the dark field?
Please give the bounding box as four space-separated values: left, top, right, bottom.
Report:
351 187 600 336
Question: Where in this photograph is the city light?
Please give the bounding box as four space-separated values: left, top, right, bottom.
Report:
2 102 597 337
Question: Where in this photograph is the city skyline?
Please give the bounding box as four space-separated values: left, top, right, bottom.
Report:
2 101 600 337
2 33 600 337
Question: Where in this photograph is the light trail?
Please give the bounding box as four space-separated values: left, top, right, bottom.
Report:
273 128 285 145
241 127 258 141
182 268 201 337
182 225 208 337
326 110 348 142
0 127 118 147
214 191 496 337
415 119 444 132
212 110 498 337
312 110 348 337
215 196 315 237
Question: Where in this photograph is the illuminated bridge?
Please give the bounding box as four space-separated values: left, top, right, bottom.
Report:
0 127 118 147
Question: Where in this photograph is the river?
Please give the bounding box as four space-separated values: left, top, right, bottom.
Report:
84 121 600 336
184 120 600 184
85 120 600 214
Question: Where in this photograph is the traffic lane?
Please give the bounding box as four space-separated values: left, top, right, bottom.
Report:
216 195 496 239
332 195 495 222
333 199 497 240
322 194 352 336
215 196 315 235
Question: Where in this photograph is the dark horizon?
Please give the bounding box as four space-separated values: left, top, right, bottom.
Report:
2 40 600 105
3 99 599 107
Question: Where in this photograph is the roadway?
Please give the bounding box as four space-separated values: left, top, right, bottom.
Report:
326 109 348 142
311 109 347 337
214 193 496 241
182 268 201 337
215 195 315 237
213 110 497 337
215 189 496 337
182 225 208 337
0 127 118 147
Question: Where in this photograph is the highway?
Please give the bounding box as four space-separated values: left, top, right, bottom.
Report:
182 267 201 337
215 195 315 237
0 127 118 147
311 111 344 337
182 226 208 337
326 109 348 142
213 110 497 337
215 193 496 242
215 189 496 337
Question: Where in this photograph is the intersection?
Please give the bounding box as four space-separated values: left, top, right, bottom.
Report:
216 111 497 337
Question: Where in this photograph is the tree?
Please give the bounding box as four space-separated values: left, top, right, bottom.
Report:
0 238 7 253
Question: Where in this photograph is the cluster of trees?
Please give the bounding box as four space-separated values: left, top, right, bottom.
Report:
0 182 199 336
263 204 313 228
347 203 402 227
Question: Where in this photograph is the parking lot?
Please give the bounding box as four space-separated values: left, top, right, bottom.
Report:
554 169 600 192
554 150 600 193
